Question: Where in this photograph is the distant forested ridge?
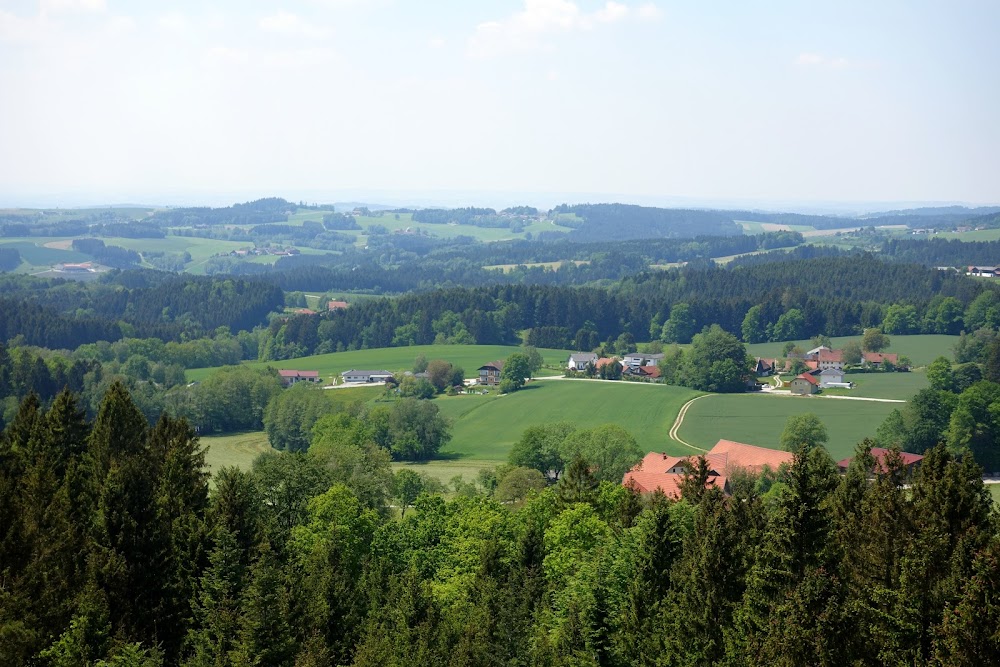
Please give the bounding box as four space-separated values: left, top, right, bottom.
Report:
259 255 994 358
0 273 283 348
554 203 743 240
145 197 292 227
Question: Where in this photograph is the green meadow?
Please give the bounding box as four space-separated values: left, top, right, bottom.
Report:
746 334 959 368
676 393 899 461
186 344 575 383
437 379 700 461
822 370 928 400
196 379 699 475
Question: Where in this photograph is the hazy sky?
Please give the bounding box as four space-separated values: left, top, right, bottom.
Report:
1 0 998 208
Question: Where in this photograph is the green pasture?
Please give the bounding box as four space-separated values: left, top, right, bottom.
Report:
483 260 589 273
822 370 928 400
677 393 898 461
438 379 700 461
989 484 1000 506
0 239 89 268
938 228 1000 242
201 430 272 474
392 459 504 488
186 344 575 383
746 334 959 368
735 220 815 234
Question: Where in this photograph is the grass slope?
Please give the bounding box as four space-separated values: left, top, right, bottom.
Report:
438 379 700 461
822 370 928 400
747 334 958 368
677 394 898 461
186 344 575 383
201 431 272 474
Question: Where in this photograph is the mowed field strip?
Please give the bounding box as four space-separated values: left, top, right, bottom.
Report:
186 344 576 383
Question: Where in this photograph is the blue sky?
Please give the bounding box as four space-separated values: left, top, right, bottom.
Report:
0 0 997 209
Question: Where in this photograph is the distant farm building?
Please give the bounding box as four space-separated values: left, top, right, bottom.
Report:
623 440 794 498
341 369 394 383
278 370 322 387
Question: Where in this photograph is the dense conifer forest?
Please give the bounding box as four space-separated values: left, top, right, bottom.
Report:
1 383 998 665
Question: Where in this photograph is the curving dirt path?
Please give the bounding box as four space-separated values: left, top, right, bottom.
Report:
667 394 711 452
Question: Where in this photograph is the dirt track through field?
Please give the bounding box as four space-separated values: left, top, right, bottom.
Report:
668 394 711 452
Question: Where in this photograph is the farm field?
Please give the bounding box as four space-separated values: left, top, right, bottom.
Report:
736 221 815 233
186 344 575 383
201 430 272 474
746 334 958 368
391 459 504 488
437 379 700 461
990 484 1000 506
937 228 1000 242
483 260 589 272
822 370 928 400
677 393 898 461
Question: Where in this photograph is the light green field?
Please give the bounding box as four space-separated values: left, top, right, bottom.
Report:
990 484 1000 506
746 334 958 368
735 220 815 233
937 229 1000 242
201 431 272 473
438 379 700 461
483 260 589 273
0 239 90 268
677 394 898 461
822 370 928 400
391 459 503 487
186 344 575 383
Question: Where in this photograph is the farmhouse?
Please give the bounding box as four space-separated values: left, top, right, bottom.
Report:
624 365 661 379
818 368 846 388
622 353 665 368
567 352 598 371
341 369 394 383
837 448 924 475
623 439 794 497
967 266 999 277
328 300 349 311
863 352 900 368
478 360 504 386
278 369 322 387
790 372 819 395
754 358 774 376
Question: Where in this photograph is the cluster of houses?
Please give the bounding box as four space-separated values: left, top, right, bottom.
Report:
754 345 902 395
624 440 925 498
566 351 664 379
226 246 301 258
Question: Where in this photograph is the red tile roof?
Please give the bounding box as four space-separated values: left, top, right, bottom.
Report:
837 447 923 472
639 365 661 378
795 373 820 386
864 352 899 364
328 300 349 310
623 441 793 495
817 349 843 362
278 370 320 378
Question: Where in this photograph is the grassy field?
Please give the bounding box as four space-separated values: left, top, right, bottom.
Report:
197 379 698 476
186 344 575 383
990 484 1000 506
677 393 898 461
938 228 1000 242
483 260 589 273
822 370 928 400
438 379 700 460
201 431 272 474
746 334 958 368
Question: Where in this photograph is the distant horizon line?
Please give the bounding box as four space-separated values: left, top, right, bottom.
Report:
2 189 999 217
